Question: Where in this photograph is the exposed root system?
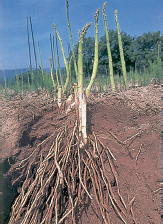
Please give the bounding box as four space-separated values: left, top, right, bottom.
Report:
8 119 137 224
3 85 161 223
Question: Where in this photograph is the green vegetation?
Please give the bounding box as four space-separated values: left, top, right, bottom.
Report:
68 31 161 77
103 2 115 91
2 2 161 98
4 2 161 223
53 23 70 92
2 68 65 98
78 23 92 145
3 54 160 98
86 8 100 97
66 0 78 79
3 33 161 97
115 9 128 89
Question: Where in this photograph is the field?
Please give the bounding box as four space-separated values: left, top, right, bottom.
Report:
2 83 161 223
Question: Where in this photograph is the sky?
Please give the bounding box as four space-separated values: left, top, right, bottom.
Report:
0 0 162 70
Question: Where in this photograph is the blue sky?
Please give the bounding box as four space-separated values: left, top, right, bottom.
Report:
1 0 162 70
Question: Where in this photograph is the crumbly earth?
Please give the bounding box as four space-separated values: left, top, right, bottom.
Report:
2 84 161 224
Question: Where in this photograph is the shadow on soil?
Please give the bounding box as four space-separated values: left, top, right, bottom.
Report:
19 115 41 147
2 151 21 224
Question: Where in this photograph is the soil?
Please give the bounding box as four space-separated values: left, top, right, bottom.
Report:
2 84 161 224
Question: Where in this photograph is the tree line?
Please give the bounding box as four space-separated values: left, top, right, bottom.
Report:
3 30 161 94
68 30 161 78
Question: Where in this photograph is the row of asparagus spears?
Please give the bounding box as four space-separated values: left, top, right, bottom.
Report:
51 1 128 96
49 1 128 145
27 1 128 146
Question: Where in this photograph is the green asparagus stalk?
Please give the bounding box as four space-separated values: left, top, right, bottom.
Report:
52 36 62 88
103 2 115 91
86 8 100 97
49 57 56 89
69 55 73 88
66 0 78 79
38 41 44 83
53 23 70 92
50 34 55 72
78 23 92 94
29 17 37 70
27 17 32 70
78 23 91 146
55 36 64 89
115 9 128 89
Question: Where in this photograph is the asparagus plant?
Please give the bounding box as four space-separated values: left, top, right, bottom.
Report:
52 36 63 89
68 55 73 87
78 23 92 146
55 36 64 89
58 85 62 108
50 34 55 72
66 0 78 79
27 17 34 88
86 8 100 97
38 41 44 83
26 17 32 70
115 9 128 89
29 17 37 70
53 23 70 92
103 2 115 91
53 50 59 86
49 57 56 89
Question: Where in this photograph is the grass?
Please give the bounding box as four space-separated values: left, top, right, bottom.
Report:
2 57 161 99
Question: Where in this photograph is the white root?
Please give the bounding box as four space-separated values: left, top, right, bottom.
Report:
135 143 142 163
78 93 87 147
81 94 87 145
57 86 62 108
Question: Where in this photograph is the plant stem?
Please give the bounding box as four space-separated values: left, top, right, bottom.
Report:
103 3 115 91
52 36 61 88
58 85 62 108
26 17 32 69
78 23 91 145
53 23 70 92
50 34 55 72
66 0 78 79
115 10 128 89
86 8 100 97
49 57 56 89
55 36 64 88
38 42 44 84
29 17 37 70
69 55 73 88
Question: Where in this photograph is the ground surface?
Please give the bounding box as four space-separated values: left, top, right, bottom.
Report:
2 84 161 224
